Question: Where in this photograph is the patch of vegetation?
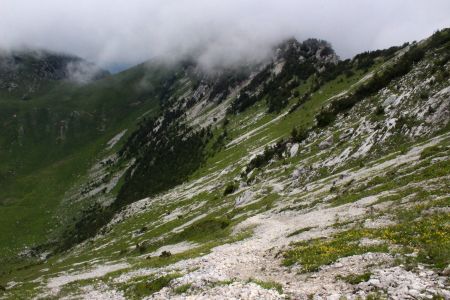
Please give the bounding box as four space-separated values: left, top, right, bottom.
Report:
246 140 287 173
290 126 310 143
174 283 192 294
380 212 450 269
285 202 450 273
223 182 238 196
287 227 314 237
230 193 278 221
117 118 211 207
58 202 115 251
160 250 172 258
280 199 321 213
316 44 426 128
336 272 372 284
283 230 388 272
316 110 337 128
228 65 272 114
420 145 444 159
208 69 250 102
427 28 450 50
124 273 181 299
248 278 283 294
366 292 387 300
353 43 407 71
230 38 341 114
169 217 231 244
330 158 450 207
375 105 384 116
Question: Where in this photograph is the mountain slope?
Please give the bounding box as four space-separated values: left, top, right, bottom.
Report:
0 29 449 299
0 56 192 260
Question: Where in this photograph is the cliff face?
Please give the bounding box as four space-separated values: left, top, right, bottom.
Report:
1 29 449 299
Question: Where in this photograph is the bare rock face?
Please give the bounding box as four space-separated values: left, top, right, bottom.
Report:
382 95 398 107
290 143 299 157
235 190 254 207
340 128 354 140
318 135 334 150
292 167 308 180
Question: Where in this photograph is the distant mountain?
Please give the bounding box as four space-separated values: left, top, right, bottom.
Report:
0 49 109 100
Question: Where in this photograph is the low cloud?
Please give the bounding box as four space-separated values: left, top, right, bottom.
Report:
1 0 449 71
66 60 109 84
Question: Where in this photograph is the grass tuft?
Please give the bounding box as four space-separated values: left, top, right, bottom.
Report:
248 278 283 294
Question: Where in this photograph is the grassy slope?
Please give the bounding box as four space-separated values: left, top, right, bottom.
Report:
0 61 184 260
1 32 449 298
0 58 379 294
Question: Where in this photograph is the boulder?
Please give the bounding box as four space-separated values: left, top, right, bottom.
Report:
442 264 450 276
235 190 254 207
292 167 307 180
290 143 299 157
340 128 354 140
160 251 172 258
318 136 334 150
383 95 397 107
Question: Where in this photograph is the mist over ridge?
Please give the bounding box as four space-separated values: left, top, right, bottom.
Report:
1 0 449 71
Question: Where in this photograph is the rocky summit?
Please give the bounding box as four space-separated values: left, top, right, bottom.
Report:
0 29 449 299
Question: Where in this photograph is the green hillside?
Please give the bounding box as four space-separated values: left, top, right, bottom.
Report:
0 29 449 299
0 56 190 261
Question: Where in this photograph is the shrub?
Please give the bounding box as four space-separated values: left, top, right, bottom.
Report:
375 105 384 115
419 90 429 100
316 110 336 128
246 141 287 173
160 251 172 258
223 182 237 196
136 243 148 254
290 126 309 143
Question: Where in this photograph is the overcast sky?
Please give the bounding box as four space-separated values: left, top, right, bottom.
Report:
1 0 449 71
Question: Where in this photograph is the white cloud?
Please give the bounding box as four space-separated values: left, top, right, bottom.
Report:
0 0 449 70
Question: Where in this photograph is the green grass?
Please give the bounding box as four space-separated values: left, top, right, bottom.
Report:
230 193 279 222
336 272 372 284
192 67 372 180
330 156 450 207
174 283 192 294
169 217 231 244
420 145 446 159
122 273 181 299
284 200 450 273
283 230 388 272
2 34 449 298
383 211 450 269
0 60 188 268
248 278 283 294
287 226 314 237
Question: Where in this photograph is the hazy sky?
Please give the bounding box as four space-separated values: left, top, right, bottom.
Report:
1 0 449 71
